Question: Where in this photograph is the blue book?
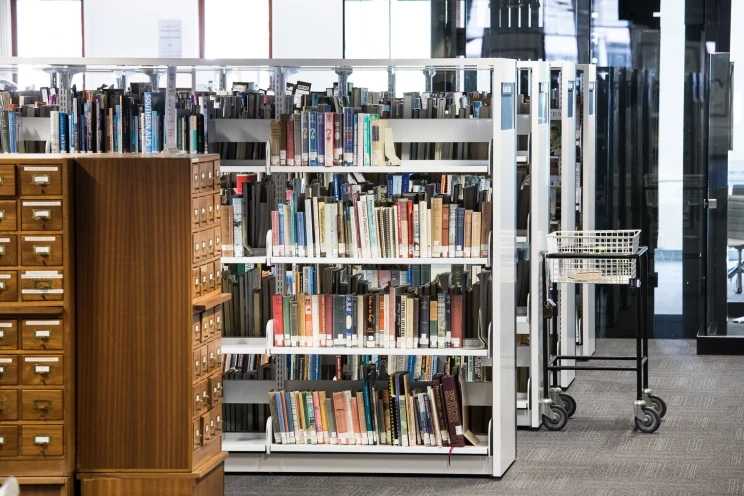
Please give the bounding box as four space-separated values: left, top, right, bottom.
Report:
290 192 298 253
456 207 465 256
407 266 413 285
7 111 16 153
386 175 394 200
407 355 415 373
317 112 325 166
275 391 285 442
152 110 159 152
332 174 341 201
473 101 483 118
421 392 433 443
352 115 358 166
115 104 122 152
362 380 374 441
278 207 285 250
343 107 354 166
296 212 306 256
59 112 67 153
308 111 318 166
144 92 153 153
445 293 452 347
402 173 410 194
345 294 353 344
313 354 320 380
131 116 138 153
112 114 118 153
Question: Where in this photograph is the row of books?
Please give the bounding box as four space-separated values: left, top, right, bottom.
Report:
221 265 273 339
224 403 270 433
222 353 272 381
0 110 22 153
267 369 472 447
272 178 493 260
0 90 59 153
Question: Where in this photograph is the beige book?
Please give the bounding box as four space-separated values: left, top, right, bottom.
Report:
269 120 281 166
471 212 482 258
431 197 443 257
371 120 386 166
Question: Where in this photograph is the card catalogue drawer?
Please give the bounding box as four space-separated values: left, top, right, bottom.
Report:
199 232 208 260
193 382 204 416
0 425 18 457
213 404 223 434
20 425 63 456
21 355 64 385
0 389 18 420
199 162 212 192
21 319 63 350
208 263 216 292
207 342 217 373
0 355 18 385
199 197 208 227
200 309 214 342
21 201 63 231
20 166 62 196
192 268 201 298
193 419 202 450
21 389 63 420
192 163 201 193
214 307 222 335
0 200 17 231
208 373 222 408
214 227 222 256
0 236 18 266
201 413 212 443
214 193 221 222
200 265 209 295
21 271 64 302
207 196 215 225
200 346 208 377
0 320 18 350
207 232 214 258
21 235 63 267
0 271 18 302
192 198 200 227
0 165 17 197
193 313 202 347
193 349 202 381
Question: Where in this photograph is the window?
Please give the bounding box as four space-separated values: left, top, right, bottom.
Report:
16 0 81 90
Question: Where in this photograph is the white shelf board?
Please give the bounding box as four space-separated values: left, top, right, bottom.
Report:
222 337 268 354
516 346 530 367
516 314 529 335
271 256 488 266
221 256 268 265
268 160 488 174
270 443 487 455
220 160 267 173
223 432 267 452
386 119 492 143
270 345 488 357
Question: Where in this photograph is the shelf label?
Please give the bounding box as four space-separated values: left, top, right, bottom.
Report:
27 321 60 325
23 201 60 207
25 237 56 242
158 20 182 58
25 357 59 362
24 166 58 172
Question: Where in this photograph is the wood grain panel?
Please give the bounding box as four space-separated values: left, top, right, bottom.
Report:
75 157 193 471
194 460 224 496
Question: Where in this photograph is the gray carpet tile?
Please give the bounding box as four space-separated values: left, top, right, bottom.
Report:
226 339 744 495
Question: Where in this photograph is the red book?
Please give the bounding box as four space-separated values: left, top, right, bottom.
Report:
332 391 347 444
442 375 465 447
441 205 450 258
407 201 414 257
318 294 326 347
395 203 402 258
304 294 313 347
286 117 295 166
450 294 462 348
335 356 343 381
272 294 284 346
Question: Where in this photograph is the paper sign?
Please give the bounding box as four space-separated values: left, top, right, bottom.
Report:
158 20 182 58
164 65 178 152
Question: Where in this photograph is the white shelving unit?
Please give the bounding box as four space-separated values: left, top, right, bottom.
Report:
578 63 597 358
516 61 551 429
0 56 519 477
551 61 578 389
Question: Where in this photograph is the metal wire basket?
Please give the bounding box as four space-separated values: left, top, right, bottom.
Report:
546 230 641 255
547 256 637 285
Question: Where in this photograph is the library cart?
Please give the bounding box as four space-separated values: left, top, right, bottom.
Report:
539 230 666 433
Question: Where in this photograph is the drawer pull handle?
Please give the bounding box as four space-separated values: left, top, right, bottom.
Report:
34 365 51 374
0 210 5 220
193 208 198 219
0 436 4 445
33 436 51 445
200 207 206 216
0 281 5 291
0 398 7 410
33 399 53 411
195 394 201 404
0 330 5 339
0 365 4 374
194 173 199 184
34 329 51 339
32 175 50 185
34 245 51 255
0 175 4 185
32 209 51 220
0 246 4 255
34 280 53 290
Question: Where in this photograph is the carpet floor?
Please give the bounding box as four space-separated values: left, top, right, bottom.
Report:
225 339 744 495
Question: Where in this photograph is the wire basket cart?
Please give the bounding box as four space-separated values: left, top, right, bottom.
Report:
540 230 666 433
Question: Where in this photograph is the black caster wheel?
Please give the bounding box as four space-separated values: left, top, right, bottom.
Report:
648 394 667 419
559 393 576 418
543 404 568 431
635 407 661 434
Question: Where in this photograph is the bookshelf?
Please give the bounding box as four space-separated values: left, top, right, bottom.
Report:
515 61 551 429
578 64 597 358
0 57 520 478
550 61 578 389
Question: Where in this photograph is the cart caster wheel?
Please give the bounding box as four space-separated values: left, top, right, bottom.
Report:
647 394 667 419
559 393 577 418
737 287 743 295
543 404 568 431
635 407 661 433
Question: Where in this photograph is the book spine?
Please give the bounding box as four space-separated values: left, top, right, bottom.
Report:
270 120 281 166
317 112 325 166
286 118 295 166
366 196 378 258
444 293 452 348
343 108 354 166
272 294 284 346
312 391 324 443
144 92 153 153
451 294 463 348
345 294 354 346
413 203 420 257
449 204 457 258
309 111 318 166
464 210 473 258
301 112 309 166
7 111 16 153
363 114 372 167
333 112 343 165
325 397 338 444
437 294 446 349
325 113 334 167
419 295 430 348
455 207 465 258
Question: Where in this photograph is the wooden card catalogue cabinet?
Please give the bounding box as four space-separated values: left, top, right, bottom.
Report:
0 157 75 496
75 155 228 496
